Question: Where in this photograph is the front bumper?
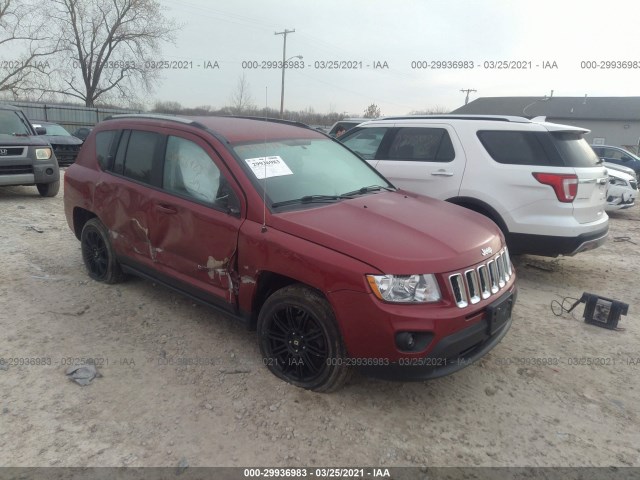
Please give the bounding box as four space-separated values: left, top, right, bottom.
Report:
328 280 517 381
358 302 513 381
0 156 59 186
606 188 637 211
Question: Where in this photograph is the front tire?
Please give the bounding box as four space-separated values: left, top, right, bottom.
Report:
36 180 60 197
80 218 124 284
257 285 350 392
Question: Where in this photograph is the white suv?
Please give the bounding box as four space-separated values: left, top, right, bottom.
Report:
339 115 609 256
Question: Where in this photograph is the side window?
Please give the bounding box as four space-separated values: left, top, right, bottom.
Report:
477 131 558 166
604 148 625 160
95 130 120 170
163 136 229 207
340 127 387 159
123 130 161 183
388 128 455 162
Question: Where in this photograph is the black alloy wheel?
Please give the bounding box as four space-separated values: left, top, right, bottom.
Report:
258 285 349 392
80 218 124 284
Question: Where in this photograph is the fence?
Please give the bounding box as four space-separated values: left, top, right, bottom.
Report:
4 101 143 132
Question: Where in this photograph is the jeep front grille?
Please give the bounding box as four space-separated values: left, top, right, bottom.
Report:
449 248 512 308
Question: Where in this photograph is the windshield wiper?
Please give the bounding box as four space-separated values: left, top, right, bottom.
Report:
340 184 395 197
13 112 32 136
272 195 341 208
272 185 395 208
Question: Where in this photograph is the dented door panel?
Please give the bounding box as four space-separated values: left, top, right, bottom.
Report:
148 190 242 303
94 173 157 267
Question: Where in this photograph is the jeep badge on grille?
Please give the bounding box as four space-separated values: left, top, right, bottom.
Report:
481 247 493 256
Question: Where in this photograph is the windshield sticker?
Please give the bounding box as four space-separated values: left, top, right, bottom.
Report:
245 156 293 179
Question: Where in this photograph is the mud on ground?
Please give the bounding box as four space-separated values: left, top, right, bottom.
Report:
1 174 639 467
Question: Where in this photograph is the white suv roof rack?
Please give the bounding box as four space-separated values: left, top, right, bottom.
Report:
378 115 531 123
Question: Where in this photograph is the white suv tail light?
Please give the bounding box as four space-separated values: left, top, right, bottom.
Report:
532 172 578 203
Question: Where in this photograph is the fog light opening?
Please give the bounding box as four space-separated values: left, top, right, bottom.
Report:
396 332 415 350
46 168 53 175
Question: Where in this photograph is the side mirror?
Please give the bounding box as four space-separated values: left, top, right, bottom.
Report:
35 126 47 135
215 179 241 217
620 155 631 162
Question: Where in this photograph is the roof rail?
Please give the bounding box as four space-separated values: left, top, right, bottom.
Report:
103 113 314 131
226 115 313 130
103 113 211 133
103 113 201 124
378 114 531 123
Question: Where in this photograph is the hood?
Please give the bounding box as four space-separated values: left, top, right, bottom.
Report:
42 135 83 146
269 191 504 274
607 168 635 182
0 134 50 146
604 162 636 178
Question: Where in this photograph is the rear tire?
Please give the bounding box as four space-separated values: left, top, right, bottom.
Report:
80 218 124 284
36 180 60 197
257 285 350 392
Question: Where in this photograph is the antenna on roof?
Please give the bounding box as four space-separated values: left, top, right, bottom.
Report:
261 87 268 234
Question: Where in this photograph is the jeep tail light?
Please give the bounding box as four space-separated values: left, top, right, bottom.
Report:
532 173 578 203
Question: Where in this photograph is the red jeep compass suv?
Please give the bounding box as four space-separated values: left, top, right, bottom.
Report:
63 115 517 391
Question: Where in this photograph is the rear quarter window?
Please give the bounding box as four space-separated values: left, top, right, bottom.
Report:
550 132 601 168
95 131 119 170
477 131 560 166
122 130 162 184
478 130 600 168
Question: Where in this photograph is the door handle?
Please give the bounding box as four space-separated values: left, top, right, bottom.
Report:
431 170 454 177
156 204 177 214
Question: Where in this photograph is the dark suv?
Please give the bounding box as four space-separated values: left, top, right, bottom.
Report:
63 114 516 391
31 121 83 166
592 145 640 179
0 104 60 196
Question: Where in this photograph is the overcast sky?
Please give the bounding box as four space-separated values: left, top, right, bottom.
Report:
154 0 640 116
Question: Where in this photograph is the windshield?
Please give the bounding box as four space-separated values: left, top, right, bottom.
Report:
233 138 392 207
0 110 32 136
39 124 71 136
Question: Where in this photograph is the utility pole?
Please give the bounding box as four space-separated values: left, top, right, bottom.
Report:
460 88 477 105
275 28 295 118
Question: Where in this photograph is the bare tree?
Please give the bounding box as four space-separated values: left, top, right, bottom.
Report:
228 73 255 114
363 103 381 118
41 0 178 106
408 106 450 115
152 100 183 114
0 0 62 97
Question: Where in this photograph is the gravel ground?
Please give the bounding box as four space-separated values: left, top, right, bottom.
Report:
0 173 639 468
